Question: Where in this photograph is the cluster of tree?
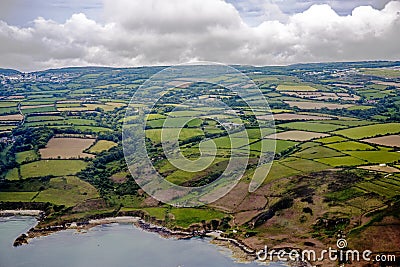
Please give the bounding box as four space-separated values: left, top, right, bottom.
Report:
12 127 54 152
77 146 139 197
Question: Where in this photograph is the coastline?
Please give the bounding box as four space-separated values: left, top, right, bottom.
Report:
1 210 306 266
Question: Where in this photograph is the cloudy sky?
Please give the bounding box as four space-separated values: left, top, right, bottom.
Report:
0 0 399 71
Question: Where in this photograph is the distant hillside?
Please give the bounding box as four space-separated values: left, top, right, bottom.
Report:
0 68 21 75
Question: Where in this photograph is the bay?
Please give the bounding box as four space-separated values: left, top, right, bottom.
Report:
0 216 285 267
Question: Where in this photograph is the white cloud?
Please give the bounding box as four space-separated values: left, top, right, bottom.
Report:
0 0 399 71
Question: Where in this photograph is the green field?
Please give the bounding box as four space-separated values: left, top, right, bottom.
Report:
280 158 330 172
249 139 298 154
326 141 375 151
26 115 64 122
346 151 400 164
88 140 118 153
263 161 300 183
292 145 344 159
33 176 99 207
20 160 88 179
0 192 38 202
276 84 318 91
316 156 367 167
359 68 400 78
334 123 400 139
170 208 226 228
16 150 39 164
315 135 348 144
277 122 346 133
5 168 20 180
146 128 204 144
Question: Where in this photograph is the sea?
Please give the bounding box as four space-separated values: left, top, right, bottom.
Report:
0 216 286 267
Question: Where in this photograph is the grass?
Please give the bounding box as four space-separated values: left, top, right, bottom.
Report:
5 168 20 180
276 85 318 91
137 207 226 228
0 125 16 131
21 106 56 114
326 141 376 151
293 145 344 159
0 107 18 115
170 208 226 228
316 156 367 167
356 182 398 198
16 150 39 164
359 68 400 78
146 128 204 144
315 136 348 144
20 160 88 179
88 140 118 153
0 101 18 108
334 123 400 139
0 192 38 202
33 176 99 207
280 158 330 172
142 207 167 220
146 114 166 120
277 122 347 133
325 187 365 201
249 139 298 154
263 161 300 184
346 151 400 164
26 115 64 122
347 106 375 111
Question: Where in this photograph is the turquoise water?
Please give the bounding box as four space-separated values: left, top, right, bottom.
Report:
0 216 285 267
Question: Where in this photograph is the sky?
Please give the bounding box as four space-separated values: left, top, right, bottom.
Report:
0 0 399 71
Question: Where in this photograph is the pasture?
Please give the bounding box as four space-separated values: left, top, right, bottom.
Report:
88 140 118 153
326 141 375 151
16 150 38 164
33 176 99 207
334 123 400 139
316 156 367 167
20 160 88 179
